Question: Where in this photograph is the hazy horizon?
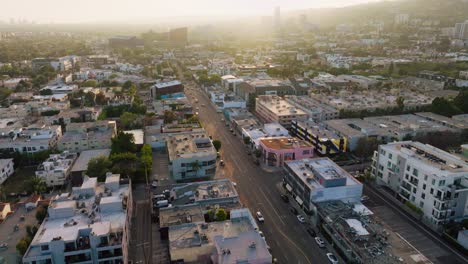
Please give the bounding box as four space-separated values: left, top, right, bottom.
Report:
2 0 388 24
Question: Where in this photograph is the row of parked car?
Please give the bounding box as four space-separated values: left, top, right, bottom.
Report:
280 193 339 264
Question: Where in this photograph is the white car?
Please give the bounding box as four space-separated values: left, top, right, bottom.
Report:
0 243 8 249
326 253 338 264
258 231 265 240
256 211 264 222
297 215 305 223
151 180 158 188
315 237 325 248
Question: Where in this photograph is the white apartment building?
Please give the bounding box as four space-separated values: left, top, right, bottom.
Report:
283 158 363 213
372 141 468 228
35 152 78 187
167 131 217 181
23 173 131 264
58 121 117 152
0 125 62 154
0 158 14 185
255 95 307 128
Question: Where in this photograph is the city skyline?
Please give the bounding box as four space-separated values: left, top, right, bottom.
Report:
2 0 387 23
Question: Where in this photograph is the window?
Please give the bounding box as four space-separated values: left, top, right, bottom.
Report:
421 193 425 199
432 179 436 185
430 188 434 194
413 168 418 177
303 150 310 155
419 201 424 208
41 245 49 251
389 153 393 159
439 180 445 187
406 165 410 171
424 175 428 181
455 193 459 198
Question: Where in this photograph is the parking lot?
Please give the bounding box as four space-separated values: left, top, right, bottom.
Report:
0 205 39 264
363 185 466 264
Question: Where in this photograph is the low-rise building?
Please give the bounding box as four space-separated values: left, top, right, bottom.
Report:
70 149 111 186
0 125 62 154
371 141 468 229
291 120 347 156
255 95 307 128
284 95 339 122
22 173 132 264
259 137 314 167
0 158 14 185
169 179 239 207
161 207 271 264
167 131 217 181
283 158 363 213
35 152 78 187
40 84 78 94
58 121 116 152
150 80 184 99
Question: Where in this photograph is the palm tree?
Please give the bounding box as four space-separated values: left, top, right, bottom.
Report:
27 176 47 195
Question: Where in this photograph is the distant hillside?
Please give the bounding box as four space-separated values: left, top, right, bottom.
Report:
288 0 468 28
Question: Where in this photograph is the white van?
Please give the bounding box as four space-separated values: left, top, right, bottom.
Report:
155 200 169 208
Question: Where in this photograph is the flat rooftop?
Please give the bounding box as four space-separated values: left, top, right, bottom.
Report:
256 95 306 117
260 137 312 150
170 179 239 206
166 131 216 161
71 149 111 172
295 120 341 140
285 158 361 190
382 141 468 173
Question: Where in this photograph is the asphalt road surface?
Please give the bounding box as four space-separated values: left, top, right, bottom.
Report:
186 84 336 264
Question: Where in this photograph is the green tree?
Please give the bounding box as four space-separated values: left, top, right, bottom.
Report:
164 110 177 123
453 90 468 113
82 79 98 87
430 97 461 117
119 112 139 130
95 92 107 105
86 156 112 180
215 208 227 221
26 176 47 194
110 152 138 179
39 89 53 96
35 205 48 223
212 140 222 152
16 239 29 255
354 137 380 159
111 132 136 154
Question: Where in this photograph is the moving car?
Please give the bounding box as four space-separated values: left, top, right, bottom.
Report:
360 195 370 202
0 243 7 250
315 237 325 248
326 253 338 264
297 215 305 223
151 180 158 188
219 160 225 166
258 231 265 240
256 211 264 222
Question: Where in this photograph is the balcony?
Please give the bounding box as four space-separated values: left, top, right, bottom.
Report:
64 253 92 264
399 190 410 200
400 183 412 192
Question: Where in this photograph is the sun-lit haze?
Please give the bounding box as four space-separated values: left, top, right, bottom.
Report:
2 0 386 23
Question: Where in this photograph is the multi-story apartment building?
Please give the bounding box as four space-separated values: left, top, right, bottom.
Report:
371 141 468 228
22 173 132 264
35 152 78 187
455 20 468 40
0 125 62 154
284 95 339 122
58 121 117 152
0 158 14 185
167 131 217 181
283 158 363 213
255 95 307 128
291 120 347 156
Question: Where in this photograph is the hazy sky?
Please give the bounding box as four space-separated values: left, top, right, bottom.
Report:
2 0 383 23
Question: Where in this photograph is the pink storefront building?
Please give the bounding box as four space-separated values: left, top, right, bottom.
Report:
259 137 314 167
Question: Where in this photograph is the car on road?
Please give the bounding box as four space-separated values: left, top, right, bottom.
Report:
0 243 7 250
195 112 199 115
154 200 169 208
258 231 265 240
153 194 166 201
225 123 230 127
290 207 298 215
315 237 325 248
306 228 316 237
221 118 225 122
280 194 289 203
256 211 264 222
326 253 338 264
151 180 158 188
219 160 225 166
360 195 370 202
297 215 305 223
232 182 237 188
